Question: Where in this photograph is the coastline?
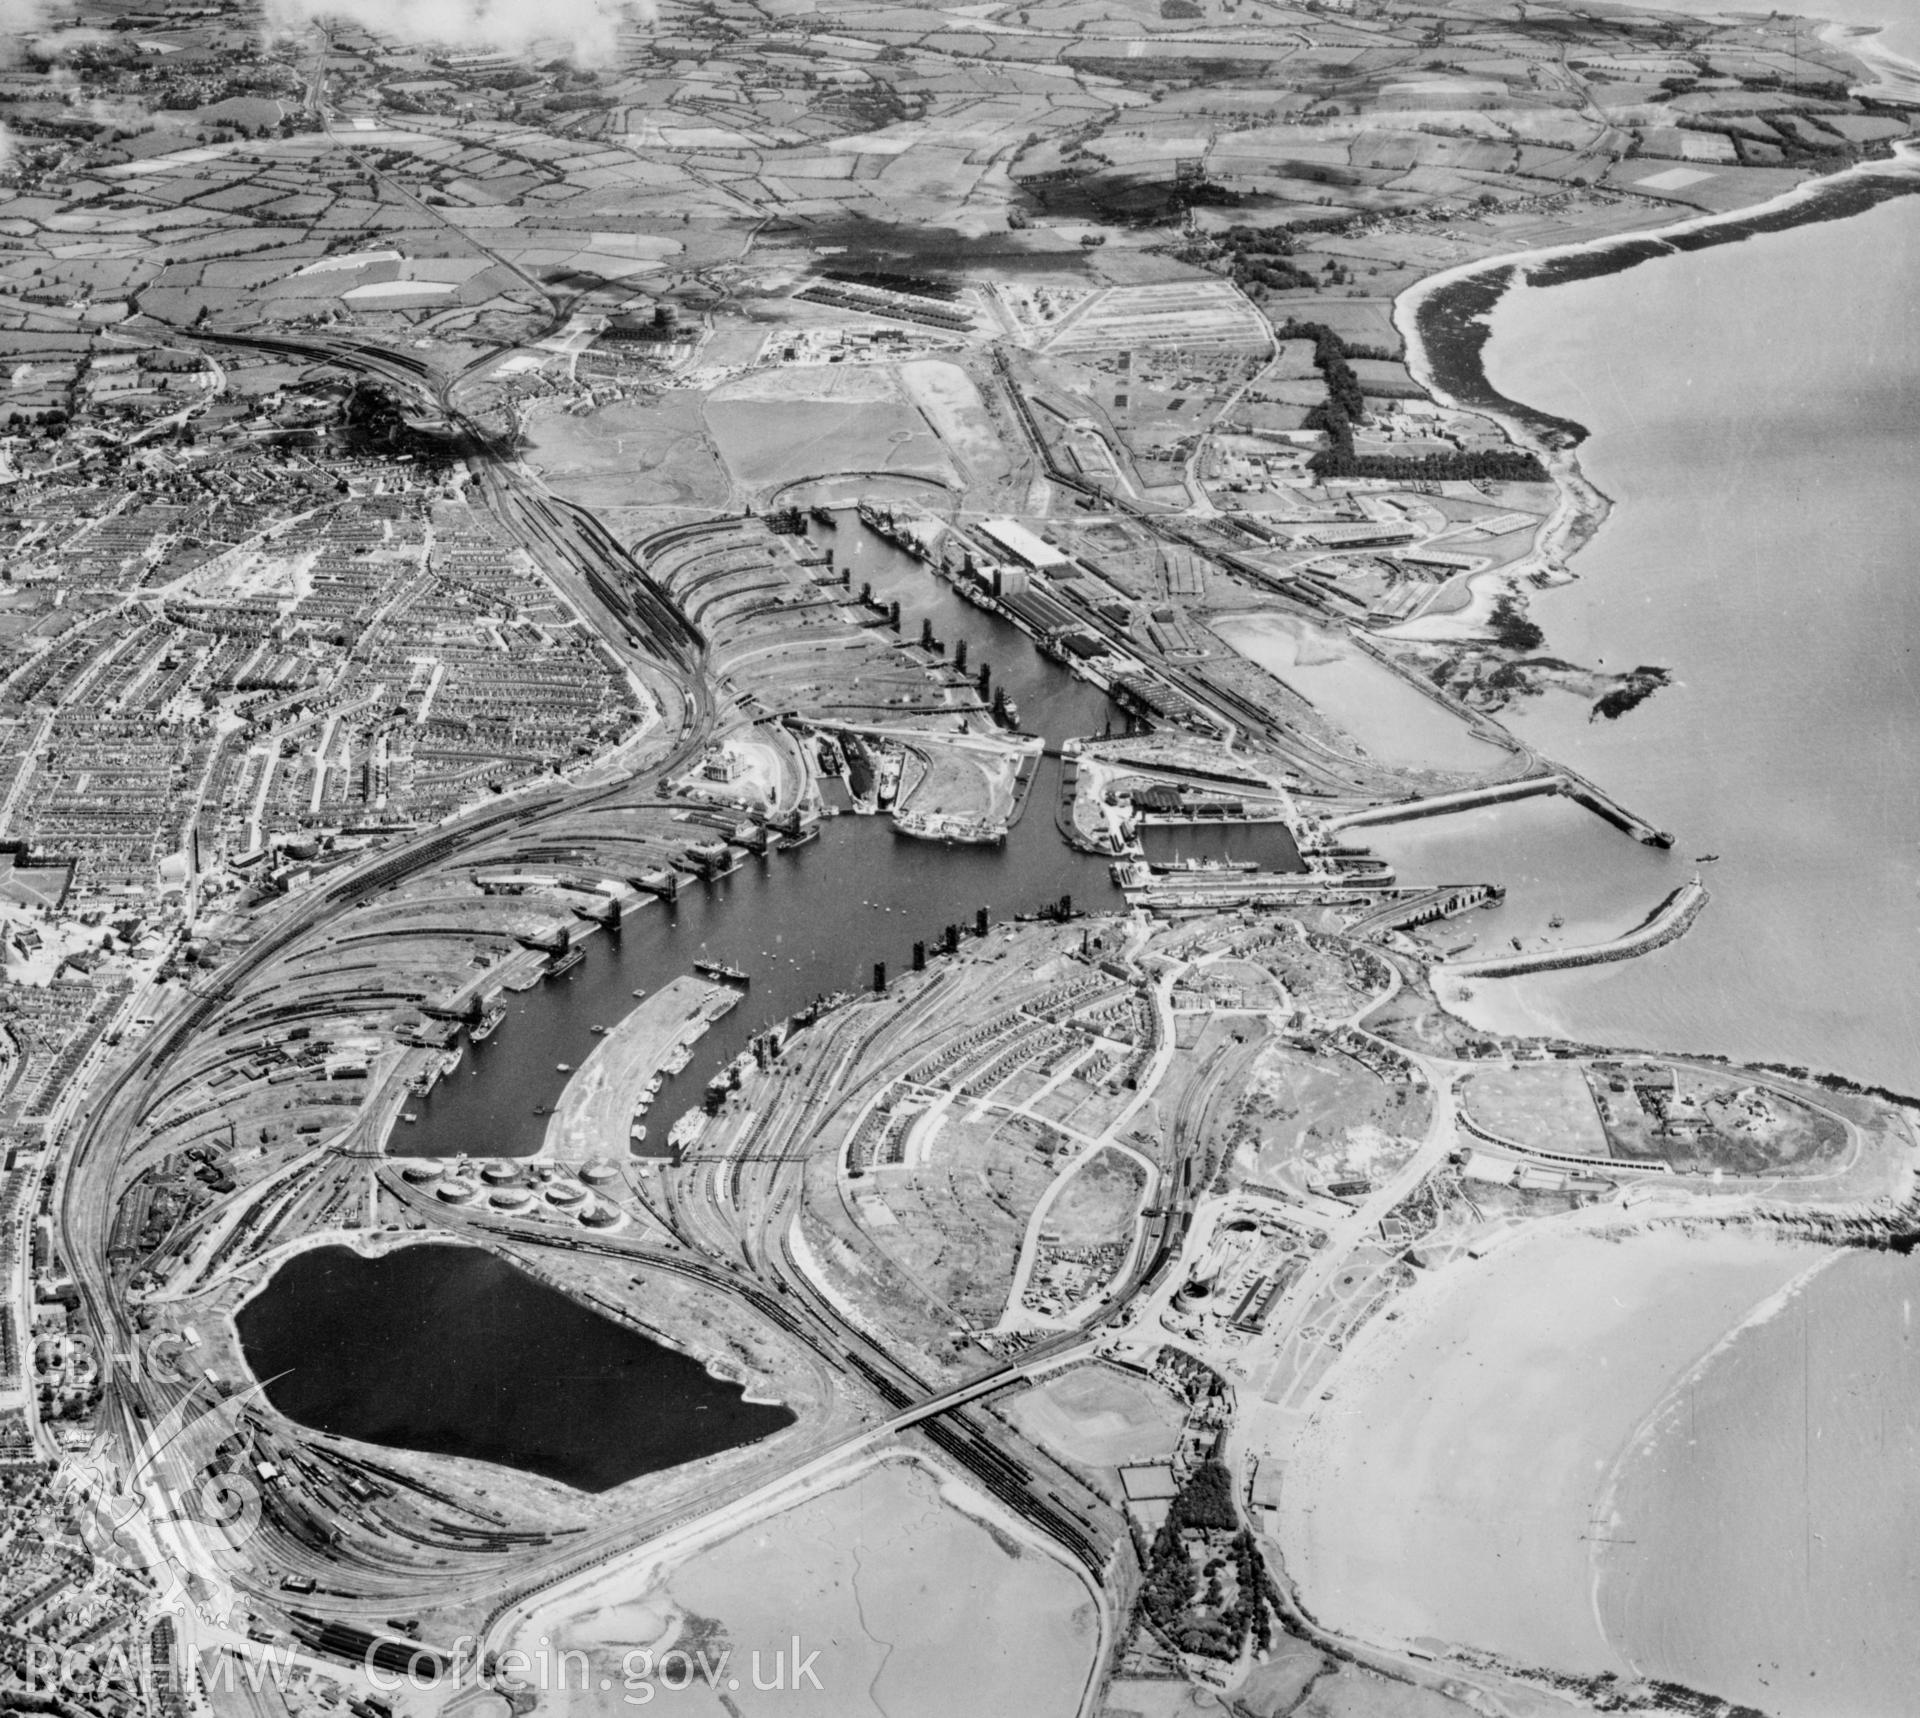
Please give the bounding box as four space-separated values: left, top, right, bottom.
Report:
1397 181 1920 1087
1586 1245 1920 1716
1274 1225 1822 1686
1275 134 1920 1700
1585 1249 1842 1668
1384 145 1920 645
1821 18 1920 101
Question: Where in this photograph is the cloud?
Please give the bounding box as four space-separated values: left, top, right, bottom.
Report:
30 25 116 56
41 64 150 131
0 0 47 162
261 0 650 64
0 0 54 65
0 5 119 70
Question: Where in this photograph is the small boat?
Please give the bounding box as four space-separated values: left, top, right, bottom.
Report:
590 1024 608 1035
401 1113 418 1124
532 1105 547 1116
556 1062 572 1073
632 988 647 998
1695 853 1720 863
547 946 585 978
810 504 836 526
1547 915 1564 930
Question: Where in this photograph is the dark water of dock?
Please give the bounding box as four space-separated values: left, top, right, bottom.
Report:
399 760 1114 1158
817 511 1119 742
396 518 1128 1158
1139 822 1303 871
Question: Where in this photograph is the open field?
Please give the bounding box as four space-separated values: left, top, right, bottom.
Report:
1004 1363 1188 1469
850 1106 1064 1328
899 359 1013 484
705 369 959 492
524 393 735 511
1046 1146 1148 1244
1237 1042 1430 1190
1459 1062 1610 1158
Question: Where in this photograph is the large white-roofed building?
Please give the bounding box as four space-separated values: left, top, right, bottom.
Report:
978 519 1069 571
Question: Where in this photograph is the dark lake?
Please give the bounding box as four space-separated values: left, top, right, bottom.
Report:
235 1243 795 1492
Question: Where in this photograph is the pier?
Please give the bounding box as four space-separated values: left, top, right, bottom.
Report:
1114 871 1393 915
1323 771 1672 848
539 976 741 1165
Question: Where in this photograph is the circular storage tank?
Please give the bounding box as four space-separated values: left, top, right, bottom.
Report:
436 1179 476 1204
580 1160 621 1186
545 1182 586 1208
1172 1277 1212 1313
488 1188 532 1211
480 1161 525 1186
400 1163 437 1184
578 1201 621 1228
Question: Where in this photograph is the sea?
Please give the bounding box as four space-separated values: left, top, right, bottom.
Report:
1643 0 1920 94
1418 176 1920 1715
395 140 1920 1706
1596 1252 1920 1717
1415 191 1920 1097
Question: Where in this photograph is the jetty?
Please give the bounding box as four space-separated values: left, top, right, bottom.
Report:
540 976 741 1165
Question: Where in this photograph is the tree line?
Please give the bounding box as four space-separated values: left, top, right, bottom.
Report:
1274 316 1548 483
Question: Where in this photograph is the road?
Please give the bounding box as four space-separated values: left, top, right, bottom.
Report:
39 305 1233 1707
46 302 730 1610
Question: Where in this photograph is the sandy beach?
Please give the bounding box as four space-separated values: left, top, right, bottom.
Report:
1275 1228 1825 1675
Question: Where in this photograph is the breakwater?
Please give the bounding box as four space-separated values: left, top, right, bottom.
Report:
1458 187 1920 1088
1441 879 1705 981
1326 771 1671 848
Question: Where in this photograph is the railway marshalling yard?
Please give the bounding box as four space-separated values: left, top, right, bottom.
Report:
0 1 1916 1716
98 880 1915 1718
